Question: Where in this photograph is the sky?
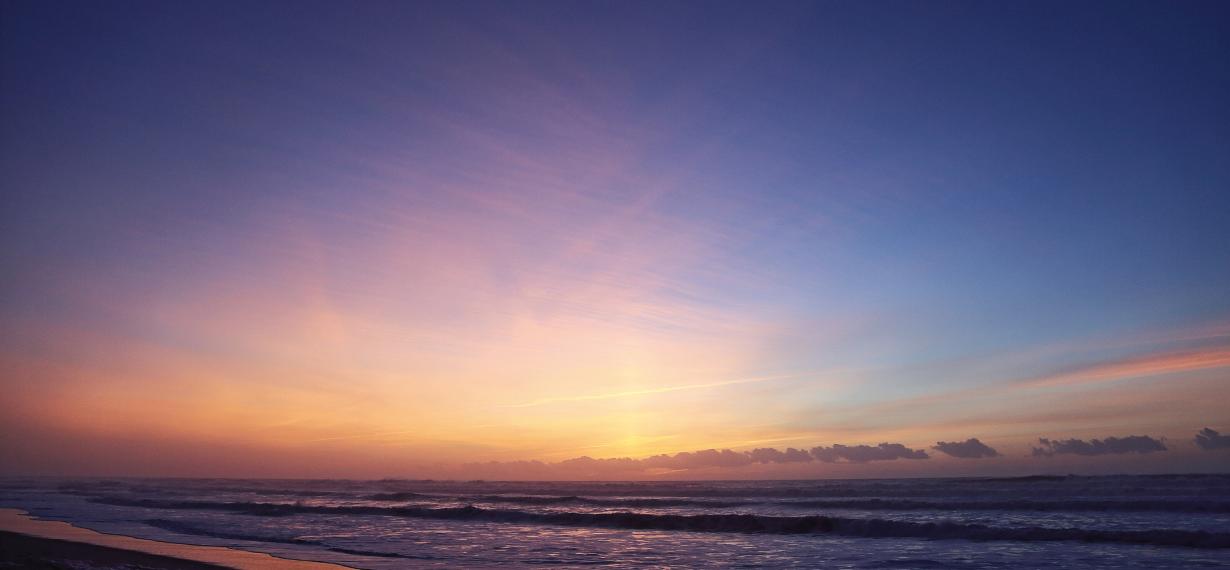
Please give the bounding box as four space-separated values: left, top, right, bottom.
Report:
2 0 1229 479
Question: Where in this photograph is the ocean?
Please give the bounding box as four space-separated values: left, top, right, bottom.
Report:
2 474 1229 568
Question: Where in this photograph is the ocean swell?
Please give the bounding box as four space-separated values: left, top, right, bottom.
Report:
93 498 1230 548
372 493 1230 513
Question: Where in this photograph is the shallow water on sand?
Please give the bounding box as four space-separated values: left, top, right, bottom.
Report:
3 475 1229 568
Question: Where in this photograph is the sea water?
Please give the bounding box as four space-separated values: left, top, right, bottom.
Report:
2 475 1229 568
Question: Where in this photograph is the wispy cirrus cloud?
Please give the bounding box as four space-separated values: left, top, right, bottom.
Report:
1021 349 1230 389
838 341 1230 432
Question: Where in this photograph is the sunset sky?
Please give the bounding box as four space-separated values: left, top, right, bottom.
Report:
2 1 1228 478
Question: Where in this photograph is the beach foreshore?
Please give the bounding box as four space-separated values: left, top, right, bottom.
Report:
0 508 346 570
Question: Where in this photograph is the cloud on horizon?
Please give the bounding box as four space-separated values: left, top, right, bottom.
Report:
643 448 755 469
748 447 813 464
1031 435 1167 457
452 427 1209 478
1194 428 1230 451
810 443 929 463
933 438 1000 459
459 440 938 477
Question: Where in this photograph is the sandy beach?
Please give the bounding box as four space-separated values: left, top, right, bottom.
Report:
0 509 345 570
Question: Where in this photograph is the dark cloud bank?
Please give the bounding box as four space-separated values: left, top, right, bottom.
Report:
464 431 1196 476
811 443 929 462
564 443 933 472
1195 428 1230 451
465 440 984 477
1032 435 1167 457
461 442 939 477
933 438 1000 459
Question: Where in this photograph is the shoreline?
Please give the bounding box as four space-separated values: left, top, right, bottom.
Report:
0 508 348 570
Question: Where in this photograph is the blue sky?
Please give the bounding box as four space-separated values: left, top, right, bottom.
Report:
2 1 1228 477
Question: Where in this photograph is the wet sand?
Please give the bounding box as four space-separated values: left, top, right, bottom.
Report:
0 508 347 570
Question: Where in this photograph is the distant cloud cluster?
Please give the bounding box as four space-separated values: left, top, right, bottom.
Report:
1031 435 1167 457
634 442 934 468
810 443 929 463
457 429 1206 478
460 440 942 477
748 447 813 464
933 438 1000 459
1194 428 1230 451
642 448 754 469
635 442 933 468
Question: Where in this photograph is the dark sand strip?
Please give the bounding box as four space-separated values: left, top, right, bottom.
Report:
1 530 227 569
0 509 347 570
